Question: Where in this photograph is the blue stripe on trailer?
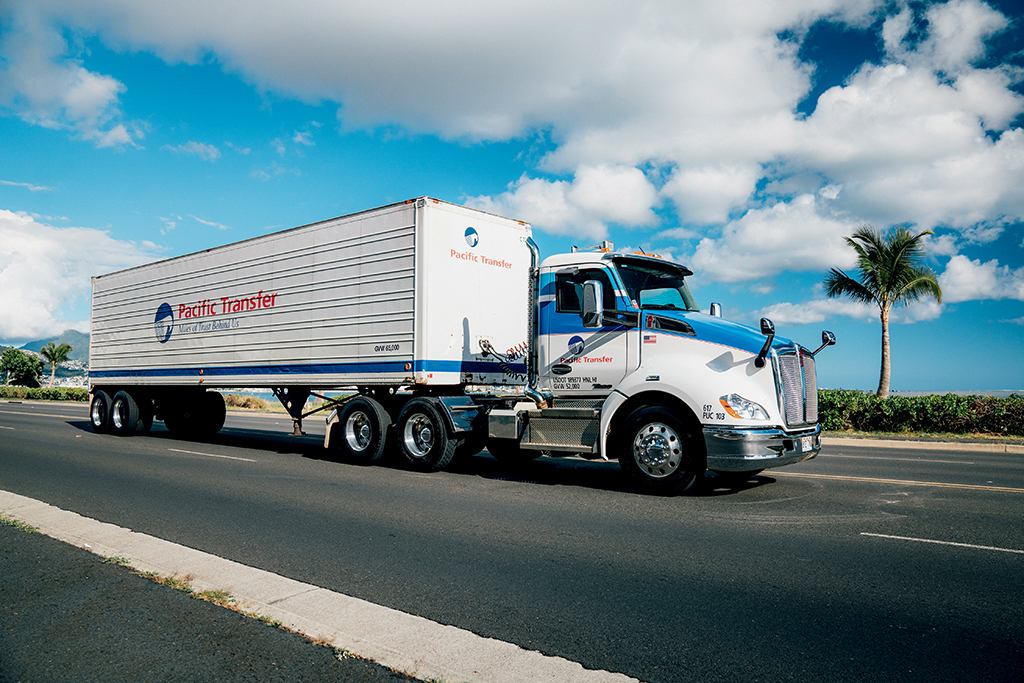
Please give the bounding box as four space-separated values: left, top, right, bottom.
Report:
89 359 527 380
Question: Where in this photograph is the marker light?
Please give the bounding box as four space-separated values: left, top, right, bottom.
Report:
719 394 769 420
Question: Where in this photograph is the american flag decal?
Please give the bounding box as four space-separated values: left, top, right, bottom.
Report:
643 334 657 344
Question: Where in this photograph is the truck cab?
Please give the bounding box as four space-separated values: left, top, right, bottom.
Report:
492 247 829 493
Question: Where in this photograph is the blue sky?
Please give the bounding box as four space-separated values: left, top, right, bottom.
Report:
1 0 1022 392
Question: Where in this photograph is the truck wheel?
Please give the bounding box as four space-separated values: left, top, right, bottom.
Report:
333 397 391 464
486 439 541 465
90 391 112 433
199 391 226 435
396 398 458 472
110 391 144 436
615 405 705 494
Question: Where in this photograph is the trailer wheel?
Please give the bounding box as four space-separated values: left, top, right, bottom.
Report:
110 390 145 436
200 391 226 435
162 391 224 436
615 404 705 495
90 391 112 433
332 397 391 465
396 398 458 472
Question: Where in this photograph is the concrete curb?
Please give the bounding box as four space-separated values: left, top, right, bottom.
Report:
0 489 639 683
824 437 1024 454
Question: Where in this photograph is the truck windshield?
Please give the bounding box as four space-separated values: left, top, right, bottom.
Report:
612 258 700 312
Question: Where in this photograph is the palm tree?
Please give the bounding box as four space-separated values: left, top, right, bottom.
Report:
824 225 942 399
39 342 73 388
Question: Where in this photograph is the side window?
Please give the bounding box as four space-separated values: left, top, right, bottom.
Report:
556 269 616 314
556 275 582 314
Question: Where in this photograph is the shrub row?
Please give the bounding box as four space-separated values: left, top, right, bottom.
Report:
819 390 1024 436
0 386 90 402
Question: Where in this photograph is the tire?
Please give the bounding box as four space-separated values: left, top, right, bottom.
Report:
395 397 459 472
331 397 391 465
110 390 144 436
486 438 542 465
453 432 486 461
199 391 226 435
162 391 224 437
90 390 112 434
615 404 706 495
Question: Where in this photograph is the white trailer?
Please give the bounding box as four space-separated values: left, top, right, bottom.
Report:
90 197 834 493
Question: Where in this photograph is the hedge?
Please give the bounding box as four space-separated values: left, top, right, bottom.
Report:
818 389 1024 436
0 386 90 402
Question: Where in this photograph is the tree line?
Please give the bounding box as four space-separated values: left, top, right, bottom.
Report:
1 343 73 388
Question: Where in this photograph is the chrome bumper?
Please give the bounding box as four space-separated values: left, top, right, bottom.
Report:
703 425 821 472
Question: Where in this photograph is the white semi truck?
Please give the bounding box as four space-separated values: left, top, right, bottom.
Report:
90 197 834 493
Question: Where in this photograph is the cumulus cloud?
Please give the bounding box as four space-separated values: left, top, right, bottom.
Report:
0 210 159 342
939 254 1024 302
467 165 659 239
2 0 1022 294
688 192 860 282
0 9 139 147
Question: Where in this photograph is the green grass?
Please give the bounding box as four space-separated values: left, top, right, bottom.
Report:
0 512 39 533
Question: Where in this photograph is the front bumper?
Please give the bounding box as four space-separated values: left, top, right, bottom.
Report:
703 424 821 472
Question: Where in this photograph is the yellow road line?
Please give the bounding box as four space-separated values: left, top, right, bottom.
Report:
772 471 1024 493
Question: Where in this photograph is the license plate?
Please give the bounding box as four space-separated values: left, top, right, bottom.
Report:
801 436 813 452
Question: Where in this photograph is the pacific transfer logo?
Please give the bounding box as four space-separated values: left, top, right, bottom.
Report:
154 303 174 344
465 227 479 247
567 335 585 356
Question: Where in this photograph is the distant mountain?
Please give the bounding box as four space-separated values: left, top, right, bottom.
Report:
19 330 90 362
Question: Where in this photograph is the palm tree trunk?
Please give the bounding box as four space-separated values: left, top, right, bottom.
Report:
877 308 891 398
49 365 56 388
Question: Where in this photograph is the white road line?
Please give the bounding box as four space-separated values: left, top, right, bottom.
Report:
861 533 1024 555
823 454 973 464
0 426 14 430
0 490 639 683
167 448 257 463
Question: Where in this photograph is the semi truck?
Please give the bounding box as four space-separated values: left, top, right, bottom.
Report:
89 197 834 493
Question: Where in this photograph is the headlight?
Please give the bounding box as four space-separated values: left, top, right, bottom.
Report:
719 394 769 420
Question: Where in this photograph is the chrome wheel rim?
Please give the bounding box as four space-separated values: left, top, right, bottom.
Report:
632 422 683 478
403 413 434 458
111 399 126 431
91 400 106 427
343 410 373 453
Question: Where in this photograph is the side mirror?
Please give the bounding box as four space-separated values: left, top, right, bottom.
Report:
710 302 722 317
812 330 837 355
755 317 775 368
581 280 604 328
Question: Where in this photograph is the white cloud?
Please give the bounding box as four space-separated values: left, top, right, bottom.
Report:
2 0 1022 288
759 298 875 325
189 214 231 231
1 179 52 192
688 192 860 282
0 10 138 147
467 165 659 239
759 295 942 325
0 210 158 342
661 165 760 226
163 141 221 161
939 254 1024 302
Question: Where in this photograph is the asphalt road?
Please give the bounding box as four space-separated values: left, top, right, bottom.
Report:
2 400 1022 682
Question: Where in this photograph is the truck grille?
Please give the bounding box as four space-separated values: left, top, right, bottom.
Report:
777 348 816 427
